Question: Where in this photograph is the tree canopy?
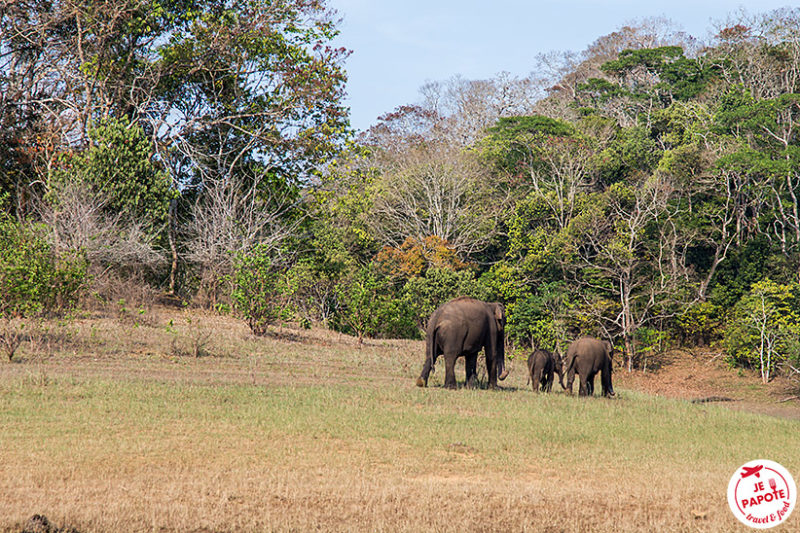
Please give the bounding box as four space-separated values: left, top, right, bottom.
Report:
2 5 800 380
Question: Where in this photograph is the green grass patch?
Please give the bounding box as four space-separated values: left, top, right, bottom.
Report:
2 376 797 476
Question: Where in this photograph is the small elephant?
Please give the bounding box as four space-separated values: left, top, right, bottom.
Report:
527 348 565 392
416 297 509 389
564 337 615 397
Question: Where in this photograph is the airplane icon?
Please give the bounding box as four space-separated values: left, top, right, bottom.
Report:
741 465 764 479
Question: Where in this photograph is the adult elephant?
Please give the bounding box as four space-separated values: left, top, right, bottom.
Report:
527 348 565 392
415 297 509 389
564 337 615 397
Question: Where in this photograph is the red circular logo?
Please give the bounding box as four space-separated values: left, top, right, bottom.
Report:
728 460 796 529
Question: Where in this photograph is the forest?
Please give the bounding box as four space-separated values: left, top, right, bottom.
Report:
2 1 800 385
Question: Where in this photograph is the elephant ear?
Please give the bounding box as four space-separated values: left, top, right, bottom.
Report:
603 340 614 358
492 303 505 331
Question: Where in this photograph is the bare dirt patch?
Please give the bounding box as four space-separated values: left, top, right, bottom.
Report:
613 348 800 420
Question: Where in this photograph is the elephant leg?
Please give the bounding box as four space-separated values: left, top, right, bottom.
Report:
486 352 499 389
578 374 589 397
532 366 543 392
417 357 433 387
602 369 615 397
444 355 458 390
566 367 575 395
587 374 595 396
465 354 478 389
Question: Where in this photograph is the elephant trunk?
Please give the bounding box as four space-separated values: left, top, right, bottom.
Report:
564 352 577 394
602 367 615 397
496 336 508 381
555 352 566 390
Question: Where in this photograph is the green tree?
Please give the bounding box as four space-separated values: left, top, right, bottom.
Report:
331 266 417 344
2 0 350 297
401 267 489 331
724 279 800 383
231 244 284 336
51 117 173 231
505 283 568 351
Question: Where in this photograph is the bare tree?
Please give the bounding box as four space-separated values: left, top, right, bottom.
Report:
711 8 800 100
368 142 500 259
418 73 544 147
568 175 673 370
533 17 700 125
520 136 599 231
35 180 166 308
40 181 163 267
183 170 302 308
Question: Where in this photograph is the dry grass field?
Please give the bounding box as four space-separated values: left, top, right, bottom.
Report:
1 308 799 532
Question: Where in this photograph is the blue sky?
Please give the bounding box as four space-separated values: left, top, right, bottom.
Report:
327 1 794 132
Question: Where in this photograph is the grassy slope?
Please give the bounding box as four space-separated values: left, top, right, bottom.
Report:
0 310 798 531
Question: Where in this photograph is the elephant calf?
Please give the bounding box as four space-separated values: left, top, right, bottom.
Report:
527 348 565 392
564 337 615 397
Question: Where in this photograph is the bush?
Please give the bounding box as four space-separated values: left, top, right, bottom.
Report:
0 218 87 318
0 217 87 361
401 267 489 330
674 301 722 347
331 266 418 343
231 244 284 336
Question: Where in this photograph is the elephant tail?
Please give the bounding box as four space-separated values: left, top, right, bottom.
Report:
565 351 577 377
428 326 440 369
417 325 439 388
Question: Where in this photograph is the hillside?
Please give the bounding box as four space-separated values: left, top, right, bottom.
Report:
1 308 799 531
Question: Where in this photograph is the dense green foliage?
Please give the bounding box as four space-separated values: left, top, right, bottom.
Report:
3 5 800 380
0 216 87 318
50 118 174 231
232 244 284 336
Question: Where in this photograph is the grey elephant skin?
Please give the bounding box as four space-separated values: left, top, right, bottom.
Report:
527 348 565 392
564 337 615 397
416 297 509 389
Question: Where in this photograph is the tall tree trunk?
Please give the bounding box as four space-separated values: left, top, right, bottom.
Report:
168 198 178 295
624 333 634 373
621 273 635 372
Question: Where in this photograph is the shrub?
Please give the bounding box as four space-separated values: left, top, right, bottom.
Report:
0 217 87 361
401 267 489 330
0 217 87 319
331 266 418 343
231 244 283 336
674 301 722 347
